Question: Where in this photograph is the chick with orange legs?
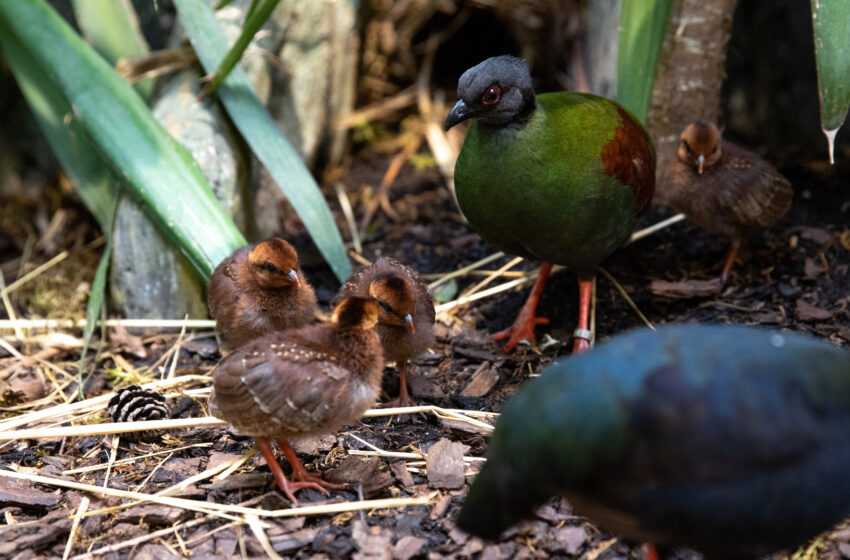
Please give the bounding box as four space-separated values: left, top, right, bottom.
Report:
665 122 792 285
334 258 435 407
210 297 383 504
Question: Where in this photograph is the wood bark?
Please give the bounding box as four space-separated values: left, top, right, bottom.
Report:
647 0 738 205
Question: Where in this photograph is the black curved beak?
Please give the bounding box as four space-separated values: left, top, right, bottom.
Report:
445 99 472 131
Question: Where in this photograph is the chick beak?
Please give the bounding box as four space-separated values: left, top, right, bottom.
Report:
404 314 415 334
288 269 301 287
697 154 705 175
445 99 472 130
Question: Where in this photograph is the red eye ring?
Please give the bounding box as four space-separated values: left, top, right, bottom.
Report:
481 84 502 105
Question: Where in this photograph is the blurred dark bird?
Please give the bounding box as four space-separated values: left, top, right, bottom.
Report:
458 324 850 559
446 55 654 354
208 237 317 350
665 121 792 284
210 297 383 504
334 258 435 407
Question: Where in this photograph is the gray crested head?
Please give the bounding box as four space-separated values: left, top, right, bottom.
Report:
445 55 535 130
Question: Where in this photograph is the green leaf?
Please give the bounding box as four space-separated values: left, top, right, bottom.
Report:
200 0 280 98
71 0 153 99
77 227 113 399
174 0 352 282
811 0 850 163
0 0 246 280
0 29 118 229
431 278 458 304
616 0 674 124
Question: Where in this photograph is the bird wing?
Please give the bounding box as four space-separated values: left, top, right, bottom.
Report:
208 247 250 319
629 364 823 484
717 145 792 228
231 341 356 436
207 261 236 319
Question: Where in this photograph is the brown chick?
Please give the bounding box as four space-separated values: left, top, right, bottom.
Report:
665 121 793 284
208 237 317 351
209 296 383 505
334 258 435 408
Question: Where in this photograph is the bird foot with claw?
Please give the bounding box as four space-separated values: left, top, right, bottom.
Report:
381 395 414 409
491 314 549 353
279 479 333 504
290 468 348 493
381 390 422 423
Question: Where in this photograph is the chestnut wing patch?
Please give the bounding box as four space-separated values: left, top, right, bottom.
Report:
600 106 656 213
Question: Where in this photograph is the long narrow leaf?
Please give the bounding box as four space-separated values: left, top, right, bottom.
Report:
3 26 122 397
200 0 281 98
0 0 245 280
174 0 352 282
77 231 113 398
617 0 673 124
71 0 154 99
811 0 850 163
0 29 117 229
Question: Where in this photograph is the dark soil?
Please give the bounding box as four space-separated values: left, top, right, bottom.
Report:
1 151 849 560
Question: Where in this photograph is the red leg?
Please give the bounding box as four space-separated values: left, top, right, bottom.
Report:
277 439 347 492
491 262 553 352
256 437 328 505
571 275 594 354
382 361 414 408
719 238 741 286
640 543 660 560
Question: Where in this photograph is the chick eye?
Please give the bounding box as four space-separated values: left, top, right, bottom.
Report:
481 85 502 105
378 301 394 314
261 262 280 274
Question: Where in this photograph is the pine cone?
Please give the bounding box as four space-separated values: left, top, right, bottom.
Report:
107 385 169 443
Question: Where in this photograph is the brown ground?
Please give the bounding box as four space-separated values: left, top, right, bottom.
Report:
1 150 849 560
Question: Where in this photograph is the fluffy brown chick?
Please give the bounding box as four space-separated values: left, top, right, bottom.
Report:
665 121 793 284
334 258 435 407
209 296 383 504
208 237 317 351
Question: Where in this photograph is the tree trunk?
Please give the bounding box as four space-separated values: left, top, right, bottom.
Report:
647 0 738 205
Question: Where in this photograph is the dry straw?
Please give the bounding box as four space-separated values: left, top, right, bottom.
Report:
0 470 433 519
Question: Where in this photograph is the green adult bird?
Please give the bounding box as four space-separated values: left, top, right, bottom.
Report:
457 325 850 559
445 56 655 353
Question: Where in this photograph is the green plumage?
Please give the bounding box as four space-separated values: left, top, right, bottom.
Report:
454 93 647 274
458 325 850 559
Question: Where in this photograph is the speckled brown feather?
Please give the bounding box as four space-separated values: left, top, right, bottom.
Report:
333 258 435 365
665 129 792 242
208 241 317 351
209 299 383 439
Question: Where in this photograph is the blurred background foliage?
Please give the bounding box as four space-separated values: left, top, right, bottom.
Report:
0 0 847 327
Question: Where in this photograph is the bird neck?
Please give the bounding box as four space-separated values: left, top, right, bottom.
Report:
478 97 538 132
330 327 383 378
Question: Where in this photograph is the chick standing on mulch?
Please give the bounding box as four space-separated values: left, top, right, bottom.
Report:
664 121 793 285
333 257 435 407
209 297 383 505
